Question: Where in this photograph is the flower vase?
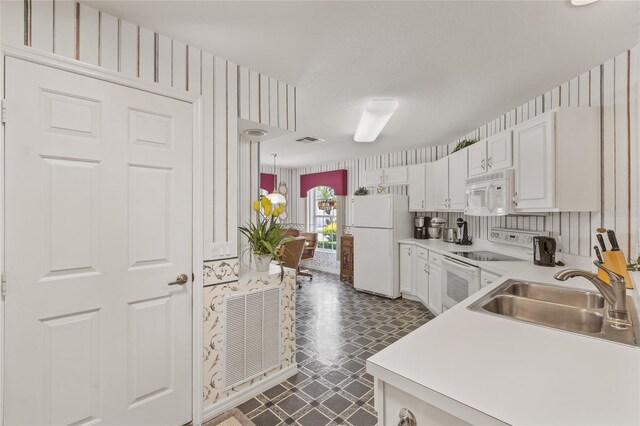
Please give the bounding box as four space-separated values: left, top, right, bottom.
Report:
254 254 272 272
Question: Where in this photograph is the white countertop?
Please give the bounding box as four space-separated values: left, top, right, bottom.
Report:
367 238 640 425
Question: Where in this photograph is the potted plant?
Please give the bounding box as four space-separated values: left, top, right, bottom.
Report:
452 139 478 153
239 197 290 272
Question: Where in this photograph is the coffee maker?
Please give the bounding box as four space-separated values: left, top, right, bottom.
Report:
414 216 430 239
533 236 556 267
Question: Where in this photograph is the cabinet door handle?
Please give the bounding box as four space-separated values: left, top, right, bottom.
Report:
488 157 493 168
398 408 417 426
481 158 485 170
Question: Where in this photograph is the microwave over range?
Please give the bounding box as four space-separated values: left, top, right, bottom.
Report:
464 169 515 216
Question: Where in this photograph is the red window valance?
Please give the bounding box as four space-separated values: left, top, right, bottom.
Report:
300 170 348 197
260 173 276 193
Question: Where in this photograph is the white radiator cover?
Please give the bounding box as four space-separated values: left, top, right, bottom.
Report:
223 286 281 388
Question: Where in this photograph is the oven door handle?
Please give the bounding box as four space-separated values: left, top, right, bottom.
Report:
485 184 494 214
442 256 479 272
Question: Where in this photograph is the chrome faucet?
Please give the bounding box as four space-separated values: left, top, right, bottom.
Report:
554 261 631 328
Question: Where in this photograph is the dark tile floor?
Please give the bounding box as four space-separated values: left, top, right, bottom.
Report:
236 270 434 425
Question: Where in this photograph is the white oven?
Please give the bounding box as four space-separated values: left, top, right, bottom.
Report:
441 256 481 310
464 169 514 216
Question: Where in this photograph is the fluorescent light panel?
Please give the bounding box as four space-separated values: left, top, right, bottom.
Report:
571 0 598 5
354 99 399 143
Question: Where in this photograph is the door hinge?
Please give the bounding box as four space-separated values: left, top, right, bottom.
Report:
1 272 7 296
1 100 7 124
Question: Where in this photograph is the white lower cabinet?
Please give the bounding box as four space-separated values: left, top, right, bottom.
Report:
379 381 474 426
400 244 413 294
416 257 429 306
400 244 443 315
428 259 442 315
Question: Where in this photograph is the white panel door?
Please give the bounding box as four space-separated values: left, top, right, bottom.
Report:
448 150 468 211
513 113 555 210
4 58 193 425
433 158 449 210
408 164 426 211
467 140 487 177
487 130 513 171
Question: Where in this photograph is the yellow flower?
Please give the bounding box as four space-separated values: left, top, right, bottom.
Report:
252 200 260 212
272 205 283 217
261 196 271 210
264 205 272 216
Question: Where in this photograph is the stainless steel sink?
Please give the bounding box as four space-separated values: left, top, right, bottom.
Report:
469 279 640 347
503 281 605 309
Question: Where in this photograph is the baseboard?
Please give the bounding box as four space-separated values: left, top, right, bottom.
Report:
202 364 298 423
401 292 420 302
302 265 340 275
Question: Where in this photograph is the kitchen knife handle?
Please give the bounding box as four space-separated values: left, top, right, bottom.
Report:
596 234 607 252
594 246 604 263
607 230 620 251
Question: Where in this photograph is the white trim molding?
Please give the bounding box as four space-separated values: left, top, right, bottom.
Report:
202 364 298 423
1 44 205 426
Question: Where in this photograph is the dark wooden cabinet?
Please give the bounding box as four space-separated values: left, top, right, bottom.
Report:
340 235 354 282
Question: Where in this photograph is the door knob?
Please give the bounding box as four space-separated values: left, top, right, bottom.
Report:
168 273 189 286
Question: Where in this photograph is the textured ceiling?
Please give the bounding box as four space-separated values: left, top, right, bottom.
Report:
86 0 639 167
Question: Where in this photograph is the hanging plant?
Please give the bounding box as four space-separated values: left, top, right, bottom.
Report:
452 139 478 153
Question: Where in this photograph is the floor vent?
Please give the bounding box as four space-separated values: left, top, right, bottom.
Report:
223 287 281 389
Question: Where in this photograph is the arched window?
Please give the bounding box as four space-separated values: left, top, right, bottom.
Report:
308 186 337 251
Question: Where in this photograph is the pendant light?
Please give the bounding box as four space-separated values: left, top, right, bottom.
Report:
265 153 287 205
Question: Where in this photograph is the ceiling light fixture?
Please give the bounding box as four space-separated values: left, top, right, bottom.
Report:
354 99 399 142
265 153 286 205
570 0 598 6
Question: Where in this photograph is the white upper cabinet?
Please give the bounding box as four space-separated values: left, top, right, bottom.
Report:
468 130 512 177
408 164 426 211
447 149 468 210
513 113 555 210
513 108 599 212
384 166 408 185
467 140 488 177
408 163 435 212
487 130 513 171
363 166 408 187
433 158 449 210
363 169 385 187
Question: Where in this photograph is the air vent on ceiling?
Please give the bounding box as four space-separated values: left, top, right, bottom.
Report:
295 136 324 144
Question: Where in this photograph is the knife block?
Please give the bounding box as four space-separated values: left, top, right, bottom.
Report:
600 251 633 289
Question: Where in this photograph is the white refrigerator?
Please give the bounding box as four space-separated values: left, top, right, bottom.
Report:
353 195 412 298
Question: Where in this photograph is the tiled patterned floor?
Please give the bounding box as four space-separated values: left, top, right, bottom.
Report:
235 270 434 425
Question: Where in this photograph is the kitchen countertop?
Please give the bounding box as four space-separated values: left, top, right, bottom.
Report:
367 238 640 425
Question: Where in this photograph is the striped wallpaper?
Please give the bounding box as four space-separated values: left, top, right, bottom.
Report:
263 46 639 260
1 0 298 260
